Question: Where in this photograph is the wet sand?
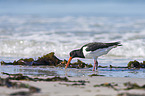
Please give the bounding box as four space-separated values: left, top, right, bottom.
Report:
0 76 145 96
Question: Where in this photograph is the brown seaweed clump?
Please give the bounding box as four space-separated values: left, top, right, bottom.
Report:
2 72 89 84
1 52 62 66
124 82 145 90
88 74 105 77
0 77 41 96
60 59 93 68
2 72 69 82
94 82 118 91
0 52 93 68
94 82 145 92
127 60 145 69
0 72 90 96
34 52 62 66
117 93 145 96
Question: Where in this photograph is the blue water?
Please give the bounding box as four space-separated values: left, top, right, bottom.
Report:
0 0 145 17
0 0 145 78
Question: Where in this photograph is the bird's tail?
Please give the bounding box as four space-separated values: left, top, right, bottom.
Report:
115 41 122 46
108 41 122 46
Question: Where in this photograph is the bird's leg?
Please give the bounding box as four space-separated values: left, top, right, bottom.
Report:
93 59 98 71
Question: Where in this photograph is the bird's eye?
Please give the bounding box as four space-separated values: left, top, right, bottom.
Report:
71 53 73 55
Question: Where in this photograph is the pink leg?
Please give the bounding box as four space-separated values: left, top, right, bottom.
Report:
92 59 98 71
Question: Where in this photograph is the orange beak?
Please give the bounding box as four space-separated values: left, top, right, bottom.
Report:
65 57 72 69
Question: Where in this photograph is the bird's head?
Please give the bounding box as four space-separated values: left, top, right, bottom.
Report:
69 50 78 58
65 50 78 69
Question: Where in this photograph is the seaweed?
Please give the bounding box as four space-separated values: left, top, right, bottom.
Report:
0 77 41 96
35 52 62 66
140 61 145 68
59 82 86 86
94 82 118 91
110 65 127 68
94 82 145 92
1 61 14 65
1 52 145 69
1 52 62 66
117 93 145 96
127 60 140 68
88 74 105 77
2 72 69 82
69 80 90 83
124 82 145 90
98 65 108 68
0 52 93 68
2 72 89 84
127 60 145 68
59 80 88 86
59 59 93 68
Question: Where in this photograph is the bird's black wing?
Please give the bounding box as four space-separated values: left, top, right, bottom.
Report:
82 42 121 52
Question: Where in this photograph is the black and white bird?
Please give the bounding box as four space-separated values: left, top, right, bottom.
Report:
65 42 122 71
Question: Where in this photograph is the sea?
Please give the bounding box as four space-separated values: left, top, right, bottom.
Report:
0 0 145 78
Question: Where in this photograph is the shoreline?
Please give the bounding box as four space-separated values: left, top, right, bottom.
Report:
0 75 145 96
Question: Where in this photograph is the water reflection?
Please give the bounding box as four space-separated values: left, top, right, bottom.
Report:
0 65 144 78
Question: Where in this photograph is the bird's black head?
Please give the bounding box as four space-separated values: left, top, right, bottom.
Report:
65 49 84 69
70 50 78 58
69 49 85 58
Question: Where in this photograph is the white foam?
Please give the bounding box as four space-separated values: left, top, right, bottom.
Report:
0 16 145 59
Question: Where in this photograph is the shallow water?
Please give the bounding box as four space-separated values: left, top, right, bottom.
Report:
0 0 145 78
0 64 145 78
0 58 145 78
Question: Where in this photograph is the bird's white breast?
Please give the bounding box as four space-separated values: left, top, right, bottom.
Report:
83 46 116 59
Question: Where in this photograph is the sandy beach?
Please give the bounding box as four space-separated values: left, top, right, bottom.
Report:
0 75 145 96
1 0 145 96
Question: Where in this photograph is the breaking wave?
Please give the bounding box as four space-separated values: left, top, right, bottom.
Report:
0 16 145 59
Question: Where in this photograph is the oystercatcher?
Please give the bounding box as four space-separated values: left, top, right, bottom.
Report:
65 42 122 71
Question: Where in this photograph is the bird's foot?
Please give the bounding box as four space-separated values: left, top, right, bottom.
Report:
92 67 98 71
